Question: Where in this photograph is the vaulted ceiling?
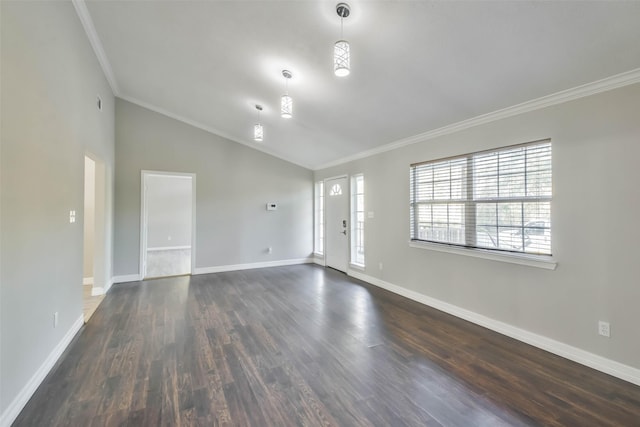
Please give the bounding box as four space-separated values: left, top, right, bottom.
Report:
80 1 640 169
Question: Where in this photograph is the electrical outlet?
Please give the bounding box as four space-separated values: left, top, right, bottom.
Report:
379 262 383 271
598 321 610 337
69 210 76 223
53 312 59 328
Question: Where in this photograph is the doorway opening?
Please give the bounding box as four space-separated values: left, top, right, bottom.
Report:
141 171 195 279
83 155 107 322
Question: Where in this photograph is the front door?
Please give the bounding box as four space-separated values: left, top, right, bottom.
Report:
324 177 349 272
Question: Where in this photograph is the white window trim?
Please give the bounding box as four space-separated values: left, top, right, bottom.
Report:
409 240 557 270
314 180 325 255
350 174 365 267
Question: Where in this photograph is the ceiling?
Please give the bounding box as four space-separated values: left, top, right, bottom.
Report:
82 1 640 170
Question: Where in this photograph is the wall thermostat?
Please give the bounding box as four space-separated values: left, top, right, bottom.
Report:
266 203 277 211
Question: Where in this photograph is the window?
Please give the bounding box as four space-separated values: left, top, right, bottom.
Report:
410 139 551 256
314 181 324 254
351 174 365 266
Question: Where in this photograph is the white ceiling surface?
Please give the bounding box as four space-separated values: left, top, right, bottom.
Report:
84 1 640 170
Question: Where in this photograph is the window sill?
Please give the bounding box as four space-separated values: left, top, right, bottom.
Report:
409 240 557 270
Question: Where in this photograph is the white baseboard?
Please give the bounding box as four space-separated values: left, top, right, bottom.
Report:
90 287 104 296
82 277 93 285
0 315 84 427
347 270 640 387
112 274 141 284
313 254 325 266
193 257 313 275
146 245 191 252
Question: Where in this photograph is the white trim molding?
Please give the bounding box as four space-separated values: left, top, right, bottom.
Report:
72 0 120 95
313 253 326 266
193 258 313 275
82 276 94 285
140 171 197 281
120 95 313 170
90 287 105 296
146 245 191 252
0 315 84 427
112 274 142 284
314 68 640 170
347 270 640 387
409 241 557 270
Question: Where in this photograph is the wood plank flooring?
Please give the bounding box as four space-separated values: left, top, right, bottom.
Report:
13 265 640 426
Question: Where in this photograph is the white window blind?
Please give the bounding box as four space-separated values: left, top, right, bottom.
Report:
410 139 552 255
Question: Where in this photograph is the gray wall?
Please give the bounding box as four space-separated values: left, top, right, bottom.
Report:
316 83 640 370
114 99 313 275
146 175 192 248
1 0 115 416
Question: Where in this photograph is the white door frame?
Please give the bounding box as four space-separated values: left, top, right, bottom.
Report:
140 170 197 278
323 175 350 272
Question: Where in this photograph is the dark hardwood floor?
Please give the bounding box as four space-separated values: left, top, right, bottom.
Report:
13 265 640 426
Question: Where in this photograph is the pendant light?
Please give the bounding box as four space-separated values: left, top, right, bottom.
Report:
281 70 293 118
334 3 351 77
253 105 263 142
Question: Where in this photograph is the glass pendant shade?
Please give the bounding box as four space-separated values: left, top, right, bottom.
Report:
334 40 350 77
253 123 263 142
281 95 292 118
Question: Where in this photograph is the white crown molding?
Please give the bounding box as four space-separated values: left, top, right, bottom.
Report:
119 95 313 170
0 315 84 427
347 269 640 387
72 0 311 170
72 0 120 96
72 0 640 173
314 68 640 170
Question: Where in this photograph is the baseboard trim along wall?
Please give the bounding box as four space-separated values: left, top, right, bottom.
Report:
0 315 84 427
112 274 142 284
193 257 314 275
146 245 191 252
347 269 640 387
313 254 325 266
90 287 105 296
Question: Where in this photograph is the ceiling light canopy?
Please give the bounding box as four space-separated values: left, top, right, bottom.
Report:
334 3 351 77
281 69 293 119
254 104 263 142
